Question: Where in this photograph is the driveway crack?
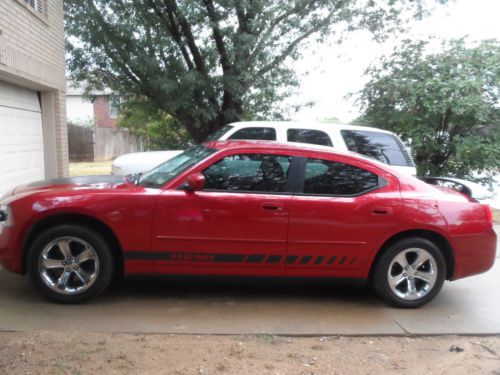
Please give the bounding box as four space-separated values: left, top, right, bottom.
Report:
393 319 410 335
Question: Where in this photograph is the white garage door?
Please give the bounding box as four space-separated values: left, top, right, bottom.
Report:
0 81 45 196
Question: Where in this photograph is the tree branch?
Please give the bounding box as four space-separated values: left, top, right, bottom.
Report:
88 1 142 85
203 0 231 73
146 0 194 70
258 16 331 76
163 0 206 74
249 1 318 62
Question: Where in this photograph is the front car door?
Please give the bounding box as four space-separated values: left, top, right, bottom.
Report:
287 155 402 279
152 150 296 277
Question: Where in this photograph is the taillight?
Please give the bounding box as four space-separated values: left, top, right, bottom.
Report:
482 204 493 228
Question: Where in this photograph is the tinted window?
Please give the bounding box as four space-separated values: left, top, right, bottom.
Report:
203 154 290 193
303 158 379 195
341 130 410 166
206 125 234 141
287 129 332 147
228 127 277 141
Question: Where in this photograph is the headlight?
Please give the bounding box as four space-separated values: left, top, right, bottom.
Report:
0 205 14 227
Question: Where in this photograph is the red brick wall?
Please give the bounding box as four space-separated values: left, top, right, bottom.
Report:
93 95 118 129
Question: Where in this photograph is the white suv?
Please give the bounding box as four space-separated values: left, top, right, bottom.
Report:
112 121 417 176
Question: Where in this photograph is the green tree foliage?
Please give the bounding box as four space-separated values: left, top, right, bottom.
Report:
118 101 192 150
322 116 342 124
355 39 500 184
65 0 444 142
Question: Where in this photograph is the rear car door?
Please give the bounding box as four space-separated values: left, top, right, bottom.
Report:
151 151 295 276
286 156 402 279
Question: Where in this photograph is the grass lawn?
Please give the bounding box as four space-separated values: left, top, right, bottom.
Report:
69 161 112 177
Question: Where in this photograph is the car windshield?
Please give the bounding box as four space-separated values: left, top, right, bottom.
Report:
138 146 215 189
205 125 234 141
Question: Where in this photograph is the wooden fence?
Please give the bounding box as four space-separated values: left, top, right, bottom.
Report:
68 124 143 162
68 124 94 162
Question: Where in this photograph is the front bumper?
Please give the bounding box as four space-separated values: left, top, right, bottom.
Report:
451 228 497 280
0 224 20 273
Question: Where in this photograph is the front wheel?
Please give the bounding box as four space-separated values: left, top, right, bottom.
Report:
27 225 114 303
373 237 446 308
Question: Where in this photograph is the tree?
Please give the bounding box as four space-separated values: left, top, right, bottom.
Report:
65 0 444 142
355 39 500 184
322 116 342 124
118 101 192 150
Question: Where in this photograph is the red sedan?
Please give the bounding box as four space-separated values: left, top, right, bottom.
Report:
0 141 496 307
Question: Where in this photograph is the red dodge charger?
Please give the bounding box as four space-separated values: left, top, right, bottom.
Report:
0 141 496 307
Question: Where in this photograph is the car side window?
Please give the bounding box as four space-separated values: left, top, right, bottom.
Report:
228 127 277 141
341 130 411 166
287 129 333 147
303 158 379 196
202 154 291 193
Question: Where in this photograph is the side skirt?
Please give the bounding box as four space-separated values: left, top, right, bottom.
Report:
123 274 367 288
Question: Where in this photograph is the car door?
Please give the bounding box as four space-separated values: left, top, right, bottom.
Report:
286 156 402 279
151 151 295 277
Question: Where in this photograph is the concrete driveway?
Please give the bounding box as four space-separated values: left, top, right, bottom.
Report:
1 226 498 336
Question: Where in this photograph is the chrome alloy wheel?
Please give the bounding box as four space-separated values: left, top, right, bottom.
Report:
387 248 438 301
38 236 100 295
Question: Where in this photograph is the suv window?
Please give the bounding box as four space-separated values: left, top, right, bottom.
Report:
203 154 291 193
287 129 332 147
228 127 277 141
341 130 411 166
303 158 379 195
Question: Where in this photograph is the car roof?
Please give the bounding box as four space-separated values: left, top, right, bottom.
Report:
226 121 395 134
203 140 392 173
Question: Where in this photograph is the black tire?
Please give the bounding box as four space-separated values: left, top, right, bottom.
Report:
27 224 114 303
373 237 446 308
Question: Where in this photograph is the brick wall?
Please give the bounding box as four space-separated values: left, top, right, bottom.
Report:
0 0 68 177
93 96 118 129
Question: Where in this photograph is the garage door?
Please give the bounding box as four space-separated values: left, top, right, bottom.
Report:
0 81 45 196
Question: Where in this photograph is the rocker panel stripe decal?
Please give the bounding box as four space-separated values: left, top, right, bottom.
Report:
123 252 360 267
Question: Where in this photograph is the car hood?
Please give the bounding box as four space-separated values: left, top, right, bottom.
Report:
112 150 184 175
4 175 129 199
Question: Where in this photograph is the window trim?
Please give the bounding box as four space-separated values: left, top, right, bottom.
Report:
199 189 294 196
189 154 302 195
109 98 119 119
293 156 386 198
16 0 48 25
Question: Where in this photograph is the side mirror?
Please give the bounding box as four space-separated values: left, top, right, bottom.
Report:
186 173 206 191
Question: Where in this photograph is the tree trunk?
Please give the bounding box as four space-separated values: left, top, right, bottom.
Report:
186 100 244 143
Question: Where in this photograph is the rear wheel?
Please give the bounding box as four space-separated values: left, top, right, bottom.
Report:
373 237 446 308
27 225 114 303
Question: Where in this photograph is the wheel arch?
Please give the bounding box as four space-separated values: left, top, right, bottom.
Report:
21 213 124 278
369 229 455 281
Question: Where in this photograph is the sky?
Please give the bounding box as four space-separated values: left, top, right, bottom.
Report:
292 0 500 123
